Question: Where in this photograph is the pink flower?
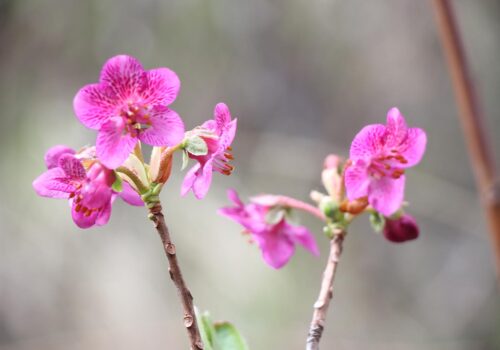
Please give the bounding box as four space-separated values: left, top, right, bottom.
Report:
181 103 237 199
218 190 319 269
33 145 143 228
344 108 427 216
383 214 419 243
73 55 185 169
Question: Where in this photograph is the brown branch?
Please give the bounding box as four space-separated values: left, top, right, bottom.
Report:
306 230 345 350
431 0 500 279
148 201 204 350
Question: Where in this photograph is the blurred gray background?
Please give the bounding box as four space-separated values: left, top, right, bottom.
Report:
1 0 499 349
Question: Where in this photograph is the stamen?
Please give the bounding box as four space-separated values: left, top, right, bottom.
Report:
224 152 234 160
75 204 82 212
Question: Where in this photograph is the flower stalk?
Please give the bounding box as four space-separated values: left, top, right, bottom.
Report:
306 228 345 350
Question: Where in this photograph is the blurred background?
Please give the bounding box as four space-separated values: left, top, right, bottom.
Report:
1 0 499 349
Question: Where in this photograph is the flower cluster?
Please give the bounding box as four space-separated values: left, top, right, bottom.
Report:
34 55 237 228
219 108 426 269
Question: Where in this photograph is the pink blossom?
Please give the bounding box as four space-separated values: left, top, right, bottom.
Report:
383 214 419 243
33 145 143 228
181 103 237 199
73 55 185 169
218 190 319 269
344 108 426 216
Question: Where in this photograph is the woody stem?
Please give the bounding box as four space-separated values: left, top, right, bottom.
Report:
147 200 204 350
306 229 345 350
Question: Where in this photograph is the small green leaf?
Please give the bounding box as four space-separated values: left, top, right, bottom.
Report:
197 311 215 350
214 322 249 350
111 173 123 192
181 150 189 171
369 212 386 233
186 136 208 156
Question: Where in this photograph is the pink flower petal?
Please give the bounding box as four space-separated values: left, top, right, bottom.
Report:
95 200 113 226
96 117 138 169
71 205 99 229
142 68 180 106
181 164 199 196
58 154 86 180
99 55 146 100
227 188 244 207
44 145 75 169
285 223 320 256
33 168 75 199
80 181 112 209
385 107 408 148
397 127 427 167
119 182 144 206
214 103 231 130
368 175 406 216
254 229 295 269
344 158 370 201
349 124 386 159
192 160 214 199
138 106 185 146
73 83 118 129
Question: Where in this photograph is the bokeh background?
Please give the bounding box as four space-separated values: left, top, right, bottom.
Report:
1 0 500 349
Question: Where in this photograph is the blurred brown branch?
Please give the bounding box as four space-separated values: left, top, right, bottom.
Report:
431 0 500 281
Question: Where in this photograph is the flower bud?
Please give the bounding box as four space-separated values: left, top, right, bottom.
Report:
383 214 419 243
150 146 173 184
321 154 343 199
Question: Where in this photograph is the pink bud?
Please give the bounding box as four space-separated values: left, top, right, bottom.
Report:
383 214 419 243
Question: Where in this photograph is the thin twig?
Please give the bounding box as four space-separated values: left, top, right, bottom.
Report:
306 230 345 350
148 201 204 350
431 0 500 278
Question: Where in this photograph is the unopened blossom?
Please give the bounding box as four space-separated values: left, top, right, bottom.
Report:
383 214 419 243
219 189 319 269
33 145 143 228
344 108 427 216
181 103 237 199
73 55 185 169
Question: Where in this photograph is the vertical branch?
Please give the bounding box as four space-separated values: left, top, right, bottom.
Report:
431 0 500 278
306 230 345 350
148 201 204 350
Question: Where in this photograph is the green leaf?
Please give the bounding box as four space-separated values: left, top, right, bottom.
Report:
214 322 249 350
197 311 215 350
111 173 123 192
181 150 189 171
186 136 208 156
369 212 386 233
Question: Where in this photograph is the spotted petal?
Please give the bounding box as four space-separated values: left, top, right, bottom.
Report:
142 68 180 106
368 175 406 216
73 83 118 129
33 168 75 199
96 117 138 169
99 55 146 100
138 106 185 146
349 124 386 159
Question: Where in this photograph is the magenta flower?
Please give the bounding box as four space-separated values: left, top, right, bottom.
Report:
383 214 419 243
181 103 237 199
344 108 427 216
219 190 319 269
73 55 185 169
33 145 143 228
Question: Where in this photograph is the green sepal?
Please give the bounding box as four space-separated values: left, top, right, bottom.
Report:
181 150 189 170
369 212 386 233
185 136 208 156
111 173 123 192
265 206 285 225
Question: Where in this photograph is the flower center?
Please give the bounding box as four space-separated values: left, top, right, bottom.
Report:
68 183 104 217
120 103 152 137
368 149 407 180
213 145 235 176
